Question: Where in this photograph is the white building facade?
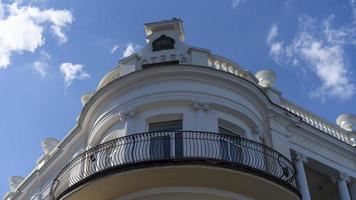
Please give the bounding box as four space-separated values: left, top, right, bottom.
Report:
3 19 356 200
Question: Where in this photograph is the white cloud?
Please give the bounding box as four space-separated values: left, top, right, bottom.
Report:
33 61 48 77
0 2 4 18
110 45 119 54
267 24 278 44
350 0 356 44
0 2 73 69
110 43 141 56
270 41 283 59
231 0 245 8
32 50 50 77
122 43 140 58
13 0 47 5
351 0 356 22
266 13 356 101
266 25 286 64
39 50 50 60
59 62 90 87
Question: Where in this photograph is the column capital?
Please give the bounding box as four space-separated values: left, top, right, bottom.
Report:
250 125 264 140
331 172 350 183
192 101 210 111
250 125 263 134
118 110 137 121
294 152 308 163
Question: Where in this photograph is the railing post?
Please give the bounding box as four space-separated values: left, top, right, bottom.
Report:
131 136 135 162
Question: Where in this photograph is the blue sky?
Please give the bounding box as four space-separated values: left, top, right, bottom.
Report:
0 0 356 195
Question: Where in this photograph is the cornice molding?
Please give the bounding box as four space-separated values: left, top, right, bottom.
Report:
287 128 356 175
78 65 273 132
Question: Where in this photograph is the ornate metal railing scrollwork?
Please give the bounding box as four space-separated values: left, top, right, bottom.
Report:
51 131 299 199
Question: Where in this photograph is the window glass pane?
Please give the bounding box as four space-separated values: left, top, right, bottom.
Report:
219 126 240 137
217 119 245 136
149 120 182 131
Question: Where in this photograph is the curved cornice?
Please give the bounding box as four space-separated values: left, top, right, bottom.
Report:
77 65 275 138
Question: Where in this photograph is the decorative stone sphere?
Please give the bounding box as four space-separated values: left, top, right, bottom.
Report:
336 113 356 131
41 138 59 155
9 176 24 192
255 69 276 87
81 92 94 106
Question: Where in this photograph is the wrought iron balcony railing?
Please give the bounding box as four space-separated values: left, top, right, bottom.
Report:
51 131 299 199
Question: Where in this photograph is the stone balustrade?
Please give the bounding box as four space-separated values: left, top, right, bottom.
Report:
281 99 355 146
207 54 257 83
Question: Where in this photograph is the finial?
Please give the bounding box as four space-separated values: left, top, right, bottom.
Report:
336 113 356 131
41 138 59 155
255 69 276 87
9 176 24 192
81 92 94 106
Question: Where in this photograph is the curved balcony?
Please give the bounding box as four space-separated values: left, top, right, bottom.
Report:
51 131 299 200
